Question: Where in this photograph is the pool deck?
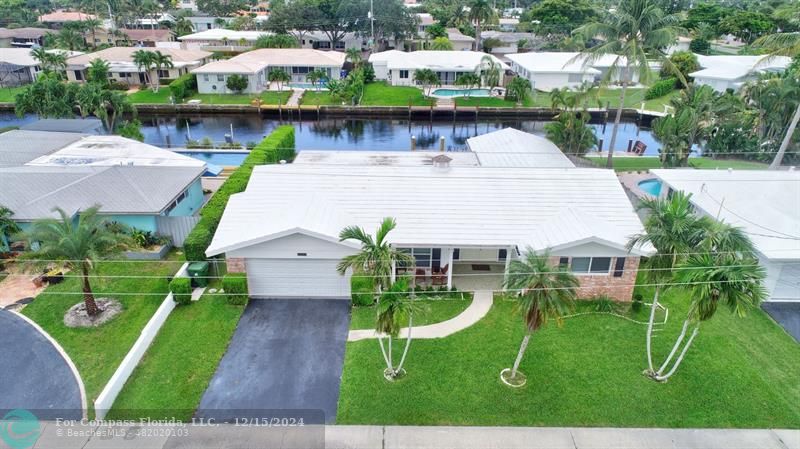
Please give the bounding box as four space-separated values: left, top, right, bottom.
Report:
618 172 659 200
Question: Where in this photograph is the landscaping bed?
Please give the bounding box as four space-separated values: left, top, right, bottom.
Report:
20 252 184 413
337 281 800 428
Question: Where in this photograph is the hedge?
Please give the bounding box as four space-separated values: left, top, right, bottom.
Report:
351 274 375 306
645 78 676 100
222 273 248 305
170 276 192 305
183 125 296 261
169 73 197 102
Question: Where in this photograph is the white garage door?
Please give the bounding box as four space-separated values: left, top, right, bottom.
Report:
245 258 351 298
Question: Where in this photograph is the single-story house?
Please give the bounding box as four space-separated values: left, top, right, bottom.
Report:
206 162 650 300
299 31 364 52
0 27 54 48
507 52 638 92
191 48 346 93
650 169 800 302
38 10 97 28
0 130 206 248
178 29 267 52
187 16 233 32
65 46 211 84
445 28 475 51
0 48 41 87
690 55 793 93
19 118 104 133
480 31 535 55
118 28 174 47
369 50 508 86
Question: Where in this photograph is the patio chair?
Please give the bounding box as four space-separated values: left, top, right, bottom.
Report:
415 268 427 286
432 264 449 286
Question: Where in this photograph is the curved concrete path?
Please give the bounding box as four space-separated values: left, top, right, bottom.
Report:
348 290 493 341
0 310 85 420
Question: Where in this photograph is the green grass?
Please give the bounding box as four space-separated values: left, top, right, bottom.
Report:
337 279 800 427
185 91 292 105
586 156 769 172
107 285 245 420
21 254 183 412
454 97 535 108
452 88 677 111
360 82 433 107
128 89 173 104
300 90 341 106
350 296 473 330
0 87 24 103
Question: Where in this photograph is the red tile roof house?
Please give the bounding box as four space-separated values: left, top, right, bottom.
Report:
38 11 97 28
118 28 175 47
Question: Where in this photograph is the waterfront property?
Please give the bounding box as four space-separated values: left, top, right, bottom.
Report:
65 47 211 85
465 128 575 168
651 169 800 302
0 129 206 249
369 50 508 87
0 27 54 48
177 29 266 52
206 158 650 300
192 49 346 94
0 48 41 87
507 52 639 92
690 55 793 93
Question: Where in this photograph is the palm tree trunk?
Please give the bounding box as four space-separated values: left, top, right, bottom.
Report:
769 103 800 170
81 263 99 316
654 325 699 382
388 336 394 373
510 332 531 379
605 81 628 169
474 21 481 52
645 288 660 373
657 318 688 374
395 315 413 374
377 335 392 371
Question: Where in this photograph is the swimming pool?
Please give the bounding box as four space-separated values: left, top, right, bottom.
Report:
431 88 491 98
638 178 663 196
288 82 328 90
174 150 249 166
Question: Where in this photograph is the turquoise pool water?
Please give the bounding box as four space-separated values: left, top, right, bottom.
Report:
638 179 663 196
289 82 328 90
432 88 491 97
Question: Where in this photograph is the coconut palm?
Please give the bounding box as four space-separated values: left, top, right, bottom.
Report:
504 76 531 105
337 217 413 295
268 69 291 92
574 0 681 168
57 27 86 51
413 68 441 96
21 206 131 316
81 17 103 49
150 51 173 92
174 17 194 37
501 250 578 386
468 0 497 52
626 191 706 375
32 48 67 75
480 55 501 91
545 110 597 156
132 49 155 88
306 69 328 92
429 37 453 51
0 206 20 251
374 278 425 379
86 58 110 85
652 221 765 381
345 48 362 68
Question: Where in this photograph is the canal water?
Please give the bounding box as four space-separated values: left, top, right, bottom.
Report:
0 112 663 156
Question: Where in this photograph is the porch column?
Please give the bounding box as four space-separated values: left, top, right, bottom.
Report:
503 245 513 291
446 247 454 289
390 259 396 284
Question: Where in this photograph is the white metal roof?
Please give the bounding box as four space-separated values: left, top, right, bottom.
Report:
206 165 650 256
293 151 480 167
178 29 268 42
506 52 602 74
66 46 211 69
690 55 792 81
651 169 800 261
192 48 346 75
368 50 508 71
0 48 38 67
466 128 575 168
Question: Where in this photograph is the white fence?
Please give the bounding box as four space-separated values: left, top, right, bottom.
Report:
156 216 200 247
94 262 189 420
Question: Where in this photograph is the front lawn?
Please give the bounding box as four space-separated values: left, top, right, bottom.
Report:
300 90 342 106
0 86 25 102
128 89 173 104
107 286 245 420
361 82 432 107
454 97 534 108
337 280 800 427
21 254 183 412
586 156 769 172
186 91 292 105
350 296 472 330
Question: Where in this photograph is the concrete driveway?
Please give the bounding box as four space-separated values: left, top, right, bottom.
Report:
0 310 83 420
196 298 351 424
762 302 800 342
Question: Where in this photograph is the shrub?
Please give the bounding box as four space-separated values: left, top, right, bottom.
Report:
660 51 699 87
107 81 129 91
222 273 248 305
169 73 197 102
351 274 375 306
182 125 296 262
631 293 643 313
226 74 248 93
170 276 192 305
689 38 710 55
593 296 616 313
645 78 676 100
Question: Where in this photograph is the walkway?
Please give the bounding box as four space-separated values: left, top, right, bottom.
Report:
22 424 800 449
0 271 45 308
347 290 493 341
285 88 304 107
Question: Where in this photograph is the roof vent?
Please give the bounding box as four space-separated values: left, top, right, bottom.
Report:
431 154 452 171
279 160 287 165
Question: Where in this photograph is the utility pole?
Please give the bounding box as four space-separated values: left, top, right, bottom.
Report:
369 0 376 52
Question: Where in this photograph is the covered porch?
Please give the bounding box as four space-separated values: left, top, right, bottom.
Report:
391 245 514 292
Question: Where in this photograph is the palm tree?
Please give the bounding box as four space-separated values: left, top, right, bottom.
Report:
336 217 413 295
455 72 481 96
375 278 425 380
0 206 20 252
57 28 86 51
174 18 194 37
652 107 699 167
132 49 155 89
468 0 497 52
21 206 130 317
82 17 103 49
306 69 328 92
501 250 578 387
505 76 531 105
652 221 766 381
87 58 110 85
345 48 362 68
545 110 597 156
479 55 501 91
574 0 681 168
626 191 706 375
32 48 67 75
413 69 441 96
268 69 291 92
150 51 174 92
429 37 453 51
753 32 799 169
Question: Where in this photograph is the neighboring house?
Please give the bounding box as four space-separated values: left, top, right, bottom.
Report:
497 18 519 32
690 54 793 93
118 28 174 47
665 36 691 55
65 46 211 84
480 31 534 56
369 50 508 86
130 13 176 29
415 13 435 37
20 118 104 133
0 48 41 87
206 161 650 299
299 31 364 51
192 48 346 93
507 52 638 92
178 29 266 52
187 16 233 32
445 28 474 51
0 129 206 246
651 169 800 302
38 10 97 28
0 27 54 48
177 0 199 11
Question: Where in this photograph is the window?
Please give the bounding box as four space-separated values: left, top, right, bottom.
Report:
613 258 625 277
399 70 409 79
570 257 612 274
568 73 584 83
158 69 169 78
453 248 460 260
558 257 569 268
335 41 345 49
317 41 331 49
217 74 224 81
399 248 433 268
570 257 591 273
498 248 508 261
74 70 83 81
292 66 311 74
590 257 611 274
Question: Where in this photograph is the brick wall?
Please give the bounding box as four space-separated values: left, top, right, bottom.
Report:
550 256 640 302
227 257 246 273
